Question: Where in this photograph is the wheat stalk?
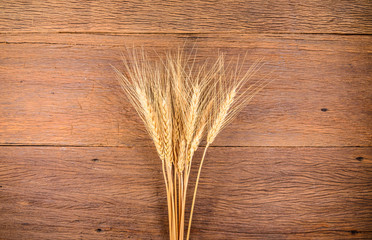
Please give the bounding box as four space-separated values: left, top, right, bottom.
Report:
114 46 270 240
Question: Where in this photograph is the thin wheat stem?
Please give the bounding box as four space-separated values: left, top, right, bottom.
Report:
166 164 175 240
179 173 184 240
162 159 172 240
186 143 210 240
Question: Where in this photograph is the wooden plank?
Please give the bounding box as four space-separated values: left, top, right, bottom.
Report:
0 146 371 239
0 34 371 147
0 0 371 34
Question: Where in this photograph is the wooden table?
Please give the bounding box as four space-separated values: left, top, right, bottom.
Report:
0 1 371 239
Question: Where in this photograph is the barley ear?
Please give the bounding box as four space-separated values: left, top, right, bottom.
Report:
207 88 236 144
160 98 173 167
135 90 164 161
185 85 200 144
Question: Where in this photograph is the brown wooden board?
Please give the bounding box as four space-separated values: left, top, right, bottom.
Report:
0 146 371 239
0 34 371 147
0 0 371 34
1 1 371 238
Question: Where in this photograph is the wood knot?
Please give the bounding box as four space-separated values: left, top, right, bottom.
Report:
356 157 364 161
321 108 328 112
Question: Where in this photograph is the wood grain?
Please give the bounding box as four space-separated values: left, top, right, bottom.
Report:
0 34 371 147
1 1 371 239
0 146 371 239
0 0 371 34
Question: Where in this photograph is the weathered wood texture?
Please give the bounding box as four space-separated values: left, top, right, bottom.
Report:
0 34 371 147
1 0 372 239
0 0 371 34
0 146 371 239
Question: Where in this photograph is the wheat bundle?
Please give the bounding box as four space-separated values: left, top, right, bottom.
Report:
114 46 271 240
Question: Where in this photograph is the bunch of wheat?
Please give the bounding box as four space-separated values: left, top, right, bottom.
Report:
114 47 270 240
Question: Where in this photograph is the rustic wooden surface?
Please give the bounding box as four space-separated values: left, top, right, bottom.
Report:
1 0 371 34
0 1 371 239
0 34 371 147
1 147 371 239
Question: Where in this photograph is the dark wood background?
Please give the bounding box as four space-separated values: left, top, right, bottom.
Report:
0 1 371 239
